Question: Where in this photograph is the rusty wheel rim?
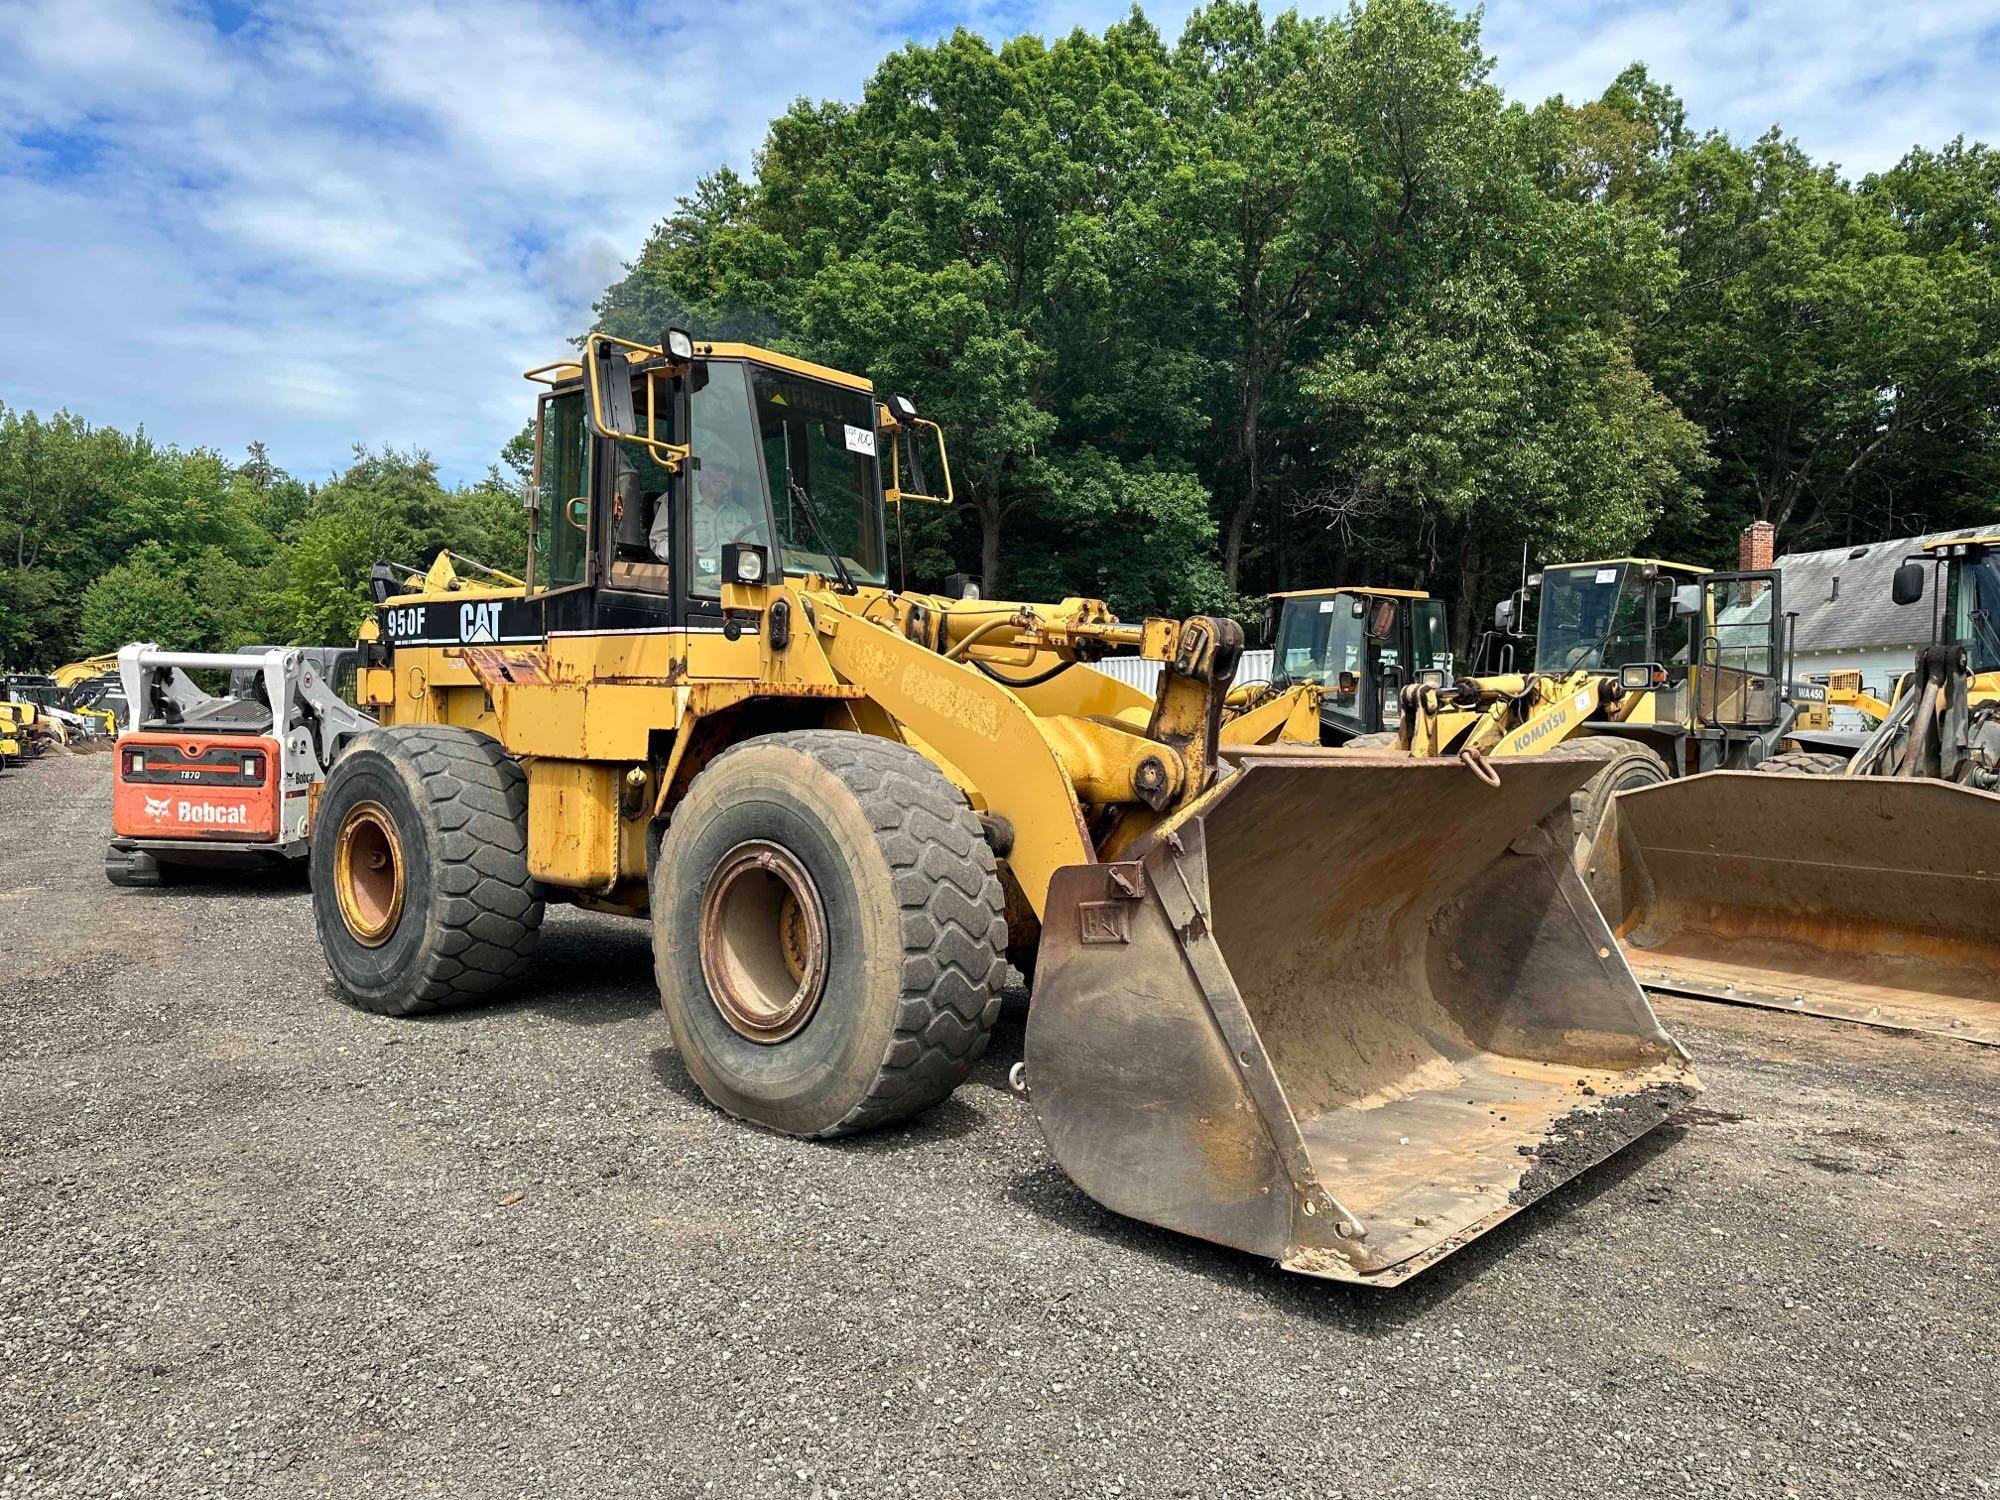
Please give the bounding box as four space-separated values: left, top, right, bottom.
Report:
334 801 405 948
699 840 829 1044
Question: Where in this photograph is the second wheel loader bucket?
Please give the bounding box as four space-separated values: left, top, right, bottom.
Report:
1603 773 2000 1047
1025 750 1698 1287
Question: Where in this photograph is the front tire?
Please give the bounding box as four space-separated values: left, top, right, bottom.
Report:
652 730 1008 1138
1754 750 1849 775
311 726 543 1017
1544 740 1672 880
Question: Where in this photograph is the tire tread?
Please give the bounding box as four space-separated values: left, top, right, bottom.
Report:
696 730 1008 1137
323 725 542 1017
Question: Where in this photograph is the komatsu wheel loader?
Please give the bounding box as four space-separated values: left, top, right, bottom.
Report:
309 331 1697 1287
1605 534 2000 1046
1382 558 1804 888
1265 586 1453 745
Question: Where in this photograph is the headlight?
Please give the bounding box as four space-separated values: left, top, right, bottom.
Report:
888 392 918 422
736 549 764 583
664 327 695 361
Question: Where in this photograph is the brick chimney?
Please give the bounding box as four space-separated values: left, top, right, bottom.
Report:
1740 520 1776 572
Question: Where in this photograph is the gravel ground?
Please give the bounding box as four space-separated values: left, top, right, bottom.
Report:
2 751 1996 1498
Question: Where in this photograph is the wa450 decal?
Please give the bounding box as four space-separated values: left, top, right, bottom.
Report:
377 597 543 647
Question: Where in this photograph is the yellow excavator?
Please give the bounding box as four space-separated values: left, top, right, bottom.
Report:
308 331 1697 1288
1606 533 2000 1045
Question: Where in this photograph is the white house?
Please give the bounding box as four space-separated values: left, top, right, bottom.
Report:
1772 523 1994 726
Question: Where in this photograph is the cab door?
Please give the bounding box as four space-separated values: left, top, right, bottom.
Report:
1695 571 1784 732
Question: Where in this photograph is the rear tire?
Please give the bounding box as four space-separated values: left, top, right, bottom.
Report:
1754 750 1849 775
104 844 164 888
311 726 543 1017
653 730 1008 1138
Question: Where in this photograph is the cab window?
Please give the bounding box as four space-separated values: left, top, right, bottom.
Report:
532 390 590 592
687 362 775 598
753 369 887 586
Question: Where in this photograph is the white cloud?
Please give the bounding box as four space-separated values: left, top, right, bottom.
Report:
1 0 1996 491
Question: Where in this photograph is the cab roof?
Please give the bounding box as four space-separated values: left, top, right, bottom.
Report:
1550 557 1711 575
524 341 872 395
1268 586 1430 600
1923 534 2000 552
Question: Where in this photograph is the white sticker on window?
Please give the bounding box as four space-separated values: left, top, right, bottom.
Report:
1595 568 1619 583
843 424 876 457
1319 599 1336 612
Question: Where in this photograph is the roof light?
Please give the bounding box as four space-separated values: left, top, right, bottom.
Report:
663 327 695 361
888 393 918 422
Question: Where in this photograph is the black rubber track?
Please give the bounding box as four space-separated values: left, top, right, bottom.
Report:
312 726 543 1017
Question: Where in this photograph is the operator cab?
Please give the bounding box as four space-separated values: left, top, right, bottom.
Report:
1268 588 1451 744
1523 555 1792 763
524 331 944 637
1899 536 2000 675
1530 560 1709 681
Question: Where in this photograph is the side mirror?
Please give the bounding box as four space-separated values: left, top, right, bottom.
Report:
1892 561 1926 607
1672 585 1702 617
369 563 395 606
1494 599 1515 631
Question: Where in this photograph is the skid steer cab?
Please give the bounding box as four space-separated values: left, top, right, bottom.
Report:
106 644 375 887
314 330 1696 1288
1266 586 1451 745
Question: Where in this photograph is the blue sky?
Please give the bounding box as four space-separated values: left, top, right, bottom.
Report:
3 0 1999 489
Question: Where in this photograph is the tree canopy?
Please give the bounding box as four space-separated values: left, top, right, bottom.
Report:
3 0 1996 666
0 408 526 665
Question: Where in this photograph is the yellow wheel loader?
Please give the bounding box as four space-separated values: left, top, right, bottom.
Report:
1265 586 1453 746
310 332 1697 1287
1388 558 1803 887
1606 535 2000 1045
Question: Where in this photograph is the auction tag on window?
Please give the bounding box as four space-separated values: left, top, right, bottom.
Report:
1595 568 1619 583
1319 599 1336 612
843 424 876 456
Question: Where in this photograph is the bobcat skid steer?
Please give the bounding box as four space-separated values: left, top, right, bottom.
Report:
107 644 375 886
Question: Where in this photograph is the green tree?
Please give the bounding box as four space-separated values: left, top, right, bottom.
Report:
77 543 209 653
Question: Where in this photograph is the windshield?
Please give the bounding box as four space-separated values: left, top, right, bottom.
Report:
752 367 886 586
1947 551 2000 673
7 680 59 706
1535 564 1650 673
1274 594 1365 693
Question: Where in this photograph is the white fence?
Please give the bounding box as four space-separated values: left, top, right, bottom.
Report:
1089 648 1276 696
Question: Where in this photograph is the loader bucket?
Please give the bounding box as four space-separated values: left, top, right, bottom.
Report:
1025 749 1698 1287
1605 773 2000 1047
